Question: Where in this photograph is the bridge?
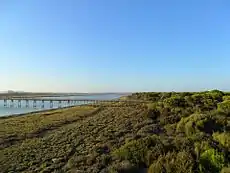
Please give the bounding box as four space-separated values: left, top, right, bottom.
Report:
1 97 149 108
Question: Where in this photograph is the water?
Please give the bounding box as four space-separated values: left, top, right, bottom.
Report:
0 94 125 117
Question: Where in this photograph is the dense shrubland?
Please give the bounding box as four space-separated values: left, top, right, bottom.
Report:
1 90 230 173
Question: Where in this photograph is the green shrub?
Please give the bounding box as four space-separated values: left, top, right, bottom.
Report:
113 135 163 166
159 114 180 126
190 91 223 111
191 94 204 105
197 118 223 134
137 124 163 137
223 96 230 101
171 107 182 115
164 123 177 136
176 113 222 135
218 101 230 114
194 141 212 161
145 143 166 166
176 113 207 135
199 148 225 173
173 136 194 151
163 96 186 108
146 104 160 120
207 90 223 102
108 160 139 173
148 151 194 173
213 132 230 148
185 95 194 106
203 98 217 110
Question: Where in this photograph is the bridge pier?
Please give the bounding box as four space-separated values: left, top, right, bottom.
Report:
4 99 7 107
33 100 37 108
58 100 62 108
10 99 14 107
41 100 45 108
18 100 21 108
50 100 53 108
26 100 29 108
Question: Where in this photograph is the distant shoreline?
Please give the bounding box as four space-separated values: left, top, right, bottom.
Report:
0 93 130 99
0 94 128 118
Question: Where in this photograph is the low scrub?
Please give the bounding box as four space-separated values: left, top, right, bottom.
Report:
148 151 194 173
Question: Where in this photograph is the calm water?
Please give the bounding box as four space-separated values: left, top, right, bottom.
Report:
0 94 124 117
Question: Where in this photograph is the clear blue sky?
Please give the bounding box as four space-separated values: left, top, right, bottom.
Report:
0 0 229 92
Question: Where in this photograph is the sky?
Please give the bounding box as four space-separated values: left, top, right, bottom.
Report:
0 0 229 92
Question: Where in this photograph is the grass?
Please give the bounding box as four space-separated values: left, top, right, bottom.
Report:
0 106 98 148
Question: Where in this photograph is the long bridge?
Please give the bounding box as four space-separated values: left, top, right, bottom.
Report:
1 97 149 108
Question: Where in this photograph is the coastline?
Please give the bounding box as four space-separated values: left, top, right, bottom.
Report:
0 105 84 119
0 93 128 99
0 95 126 119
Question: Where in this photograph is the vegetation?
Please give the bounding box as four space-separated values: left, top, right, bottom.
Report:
1 90 230 172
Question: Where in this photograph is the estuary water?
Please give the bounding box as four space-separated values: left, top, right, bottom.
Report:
0 94 124 117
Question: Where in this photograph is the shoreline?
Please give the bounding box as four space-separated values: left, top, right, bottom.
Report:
0 95 127 119
0 93 128 99
0 105 85 119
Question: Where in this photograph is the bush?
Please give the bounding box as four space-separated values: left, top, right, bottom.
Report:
176 113 207 135
184 121 196 136
197 118 223 134
218 101 230 115
163 96 186 108
213 132 230 148
190 91 223 111
223 96 230 101
113 135 163 166
194 141 212 161
159 114 181 126
176 113 222 135
107 160 139 173
146 104 160 120
164 123 177 136
199 148 225 173
148 151 194 173
172 136 194 151
137 124 163 137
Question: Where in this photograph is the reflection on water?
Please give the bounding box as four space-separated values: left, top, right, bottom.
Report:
0 94 125 117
